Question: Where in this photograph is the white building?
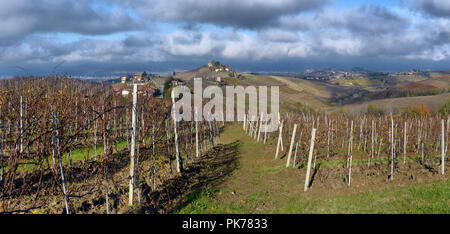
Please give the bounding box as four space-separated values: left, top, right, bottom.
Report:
122 90 130 96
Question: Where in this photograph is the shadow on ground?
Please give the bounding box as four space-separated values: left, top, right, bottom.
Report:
137 140 240 214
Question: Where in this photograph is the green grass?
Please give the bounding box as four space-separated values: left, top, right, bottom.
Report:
175 123 449 214
16 139 129 172
176 179 449 214
280 179 450 214
177 188 254 214
254 164 285 178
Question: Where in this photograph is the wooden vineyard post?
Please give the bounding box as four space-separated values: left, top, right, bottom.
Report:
51 111 57 172
165 121 173 175
275 121 284 159
442 119 445 175
304 128 317 192
129 84 138 206
286 124 297 168
152 123 156 190
215 121 221 144
208 121 214 148
243 115 246 130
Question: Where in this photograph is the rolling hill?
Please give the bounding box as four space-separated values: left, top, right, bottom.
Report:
170 63 450 113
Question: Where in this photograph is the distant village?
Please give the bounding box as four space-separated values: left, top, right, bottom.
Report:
120 72 153 84
295 68 425 81
114 72 158 97
204 60 243 84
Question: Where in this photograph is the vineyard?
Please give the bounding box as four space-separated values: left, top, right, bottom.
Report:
240 109 448 196
0 77 448 214
0 77 222 214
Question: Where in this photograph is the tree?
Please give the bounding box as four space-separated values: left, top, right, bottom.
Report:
440 99 450 116
367 103 383 115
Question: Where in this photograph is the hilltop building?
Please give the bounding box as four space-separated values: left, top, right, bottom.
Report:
121 75 131 84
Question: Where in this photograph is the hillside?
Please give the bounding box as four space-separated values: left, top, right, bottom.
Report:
172 63 450 113
333 92 450 114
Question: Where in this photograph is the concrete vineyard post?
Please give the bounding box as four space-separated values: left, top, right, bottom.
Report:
275 121 283 159
105 122 110 214
20 96 23 153
114 100 117 148
293 141 299 168
129 84 138 206
442 120 445 175
286 124 297 168
371 120 374 161
195 108 199 158
0 109 3 181
327 120 331 158
304 128 317 192
254 116 259 140
263 120 268 144
171 90 181 173
257 113 263 142
68 124 73 167
54 113 70 214
445 117 450 154
390 113 394 181
404 121 407 164
94 109 97 160
348 120 353 187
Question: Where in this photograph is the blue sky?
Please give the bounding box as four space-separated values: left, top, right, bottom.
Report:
0 0 449 77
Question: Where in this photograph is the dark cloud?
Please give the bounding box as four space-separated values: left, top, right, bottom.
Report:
281 5 409 34
330 5 409 35
0 0 142 45
1 0 450 76
411 0 450 17
117 0 330 29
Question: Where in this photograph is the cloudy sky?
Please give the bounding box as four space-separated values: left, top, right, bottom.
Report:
1 0 449 77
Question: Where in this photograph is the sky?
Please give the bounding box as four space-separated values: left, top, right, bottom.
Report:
0 0 450 77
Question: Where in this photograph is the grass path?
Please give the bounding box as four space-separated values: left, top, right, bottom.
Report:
176 123 449 214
